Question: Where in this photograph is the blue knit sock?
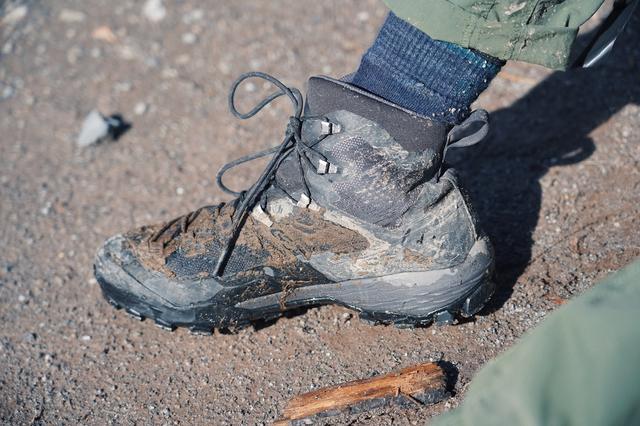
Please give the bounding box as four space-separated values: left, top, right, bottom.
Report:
350 13 503 125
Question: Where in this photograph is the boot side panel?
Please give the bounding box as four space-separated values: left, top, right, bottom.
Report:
305 175 477 281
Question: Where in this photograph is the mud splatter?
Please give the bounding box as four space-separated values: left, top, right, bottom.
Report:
123 200 368 289
402 248 434 268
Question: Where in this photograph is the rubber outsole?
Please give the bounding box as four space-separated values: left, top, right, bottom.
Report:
97 270 496 334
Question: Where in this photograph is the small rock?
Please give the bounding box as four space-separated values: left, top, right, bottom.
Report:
22 332 37 343
77 110 109 147
40 201 52 216
92 26 117 43
621 126 631 138
59 9 86 23
81 335 91 342
1 262 13 274
1 5 28 27
66 46 82 64
161 68 178 79
356 11 370 22
1 85 14 100
114 81 132 92
218 61 231 75
176 187 185 195
118 45 136 60
18 294 27 303
2 42 13 55
182 9 203 24
143 0 167 22
145 57 160 68
134 102 147 115
181 33 197 44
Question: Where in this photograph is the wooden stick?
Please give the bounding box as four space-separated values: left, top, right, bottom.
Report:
275 362 447 424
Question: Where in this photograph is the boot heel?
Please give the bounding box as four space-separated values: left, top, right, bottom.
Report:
461 278 496 317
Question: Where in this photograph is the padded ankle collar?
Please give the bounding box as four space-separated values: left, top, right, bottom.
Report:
305 75 448 153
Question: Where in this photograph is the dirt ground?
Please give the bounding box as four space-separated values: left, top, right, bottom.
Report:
1 0 639 424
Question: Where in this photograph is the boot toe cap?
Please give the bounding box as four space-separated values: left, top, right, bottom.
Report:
94 234 224 309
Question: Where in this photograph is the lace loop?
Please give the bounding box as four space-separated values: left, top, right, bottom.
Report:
228 71 303 119
212 72 321 277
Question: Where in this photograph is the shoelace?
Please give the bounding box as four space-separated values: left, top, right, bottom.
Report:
148 72 328 273
211 72 338 276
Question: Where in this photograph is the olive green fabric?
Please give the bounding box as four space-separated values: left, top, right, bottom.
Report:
432 260 640 426
384 0 606 69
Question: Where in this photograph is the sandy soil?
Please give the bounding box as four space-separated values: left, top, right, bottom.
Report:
1 0 639 424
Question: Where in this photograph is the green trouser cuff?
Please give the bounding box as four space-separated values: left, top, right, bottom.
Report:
384 0 604 69
431 260 640 425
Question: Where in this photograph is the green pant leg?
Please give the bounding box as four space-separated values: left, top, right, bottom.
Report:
432 261 640 426
384 0 606 69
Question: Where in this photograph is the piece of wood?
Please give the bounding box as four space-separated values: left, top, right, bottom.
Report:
275 362 448 424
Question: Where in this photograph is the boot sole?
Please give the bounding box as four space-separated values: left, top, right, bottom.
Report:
96 238 494 333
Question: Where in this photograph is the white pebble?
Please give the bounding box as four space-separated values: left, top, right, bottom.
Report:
176 187 185 195
182 9 204 24
66 46 82 64
114 81 132 92
134 102 148 115
356 11 369 22
1 85 14 100
2 42 13 55
1 5 28 27
59 9 86 23
118 45 136 61
143 0 166 22
161 68 178 79
76 110 109 147
181 33 197 44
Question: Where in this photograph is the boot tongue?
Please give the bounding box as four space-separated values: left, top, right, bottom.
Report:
304 75 448 153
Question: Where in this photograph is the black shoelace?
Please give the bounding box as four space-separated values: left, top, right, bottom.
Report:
147 72 334 276
211 72 335 276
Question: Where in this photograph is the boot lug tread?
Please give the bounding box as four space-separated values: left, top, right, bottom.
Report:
434 310 455 326
154 319 175 332
125 308 144 321
189 326 213 336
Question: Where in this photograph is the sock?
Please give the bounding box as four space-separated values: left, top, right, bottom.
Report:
350 12 503 125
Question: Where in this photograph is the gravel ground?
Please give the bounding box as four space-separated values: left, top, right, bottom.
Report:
1 1 639 424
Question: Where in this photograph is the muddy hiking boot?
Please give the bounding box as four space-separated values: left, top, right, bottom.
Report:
94 72 495 333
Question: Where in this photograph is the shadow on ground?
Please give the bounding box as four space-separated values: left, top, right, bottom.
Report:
454 15 640 311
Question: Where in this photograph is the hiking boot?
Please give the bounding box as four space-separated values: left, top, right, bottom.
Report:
94 72 495 333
